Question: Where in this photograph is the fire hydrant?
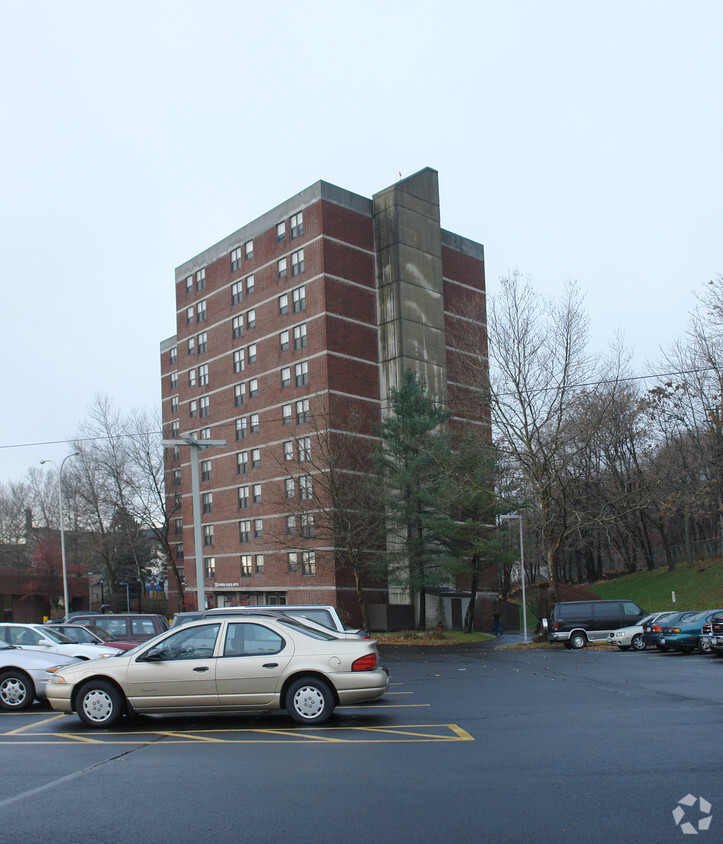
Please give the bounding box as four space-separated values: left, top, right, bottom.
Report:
438 622 444 634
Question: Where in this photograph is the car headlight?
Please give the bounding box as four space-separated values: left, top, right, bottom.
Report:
48 674 68 684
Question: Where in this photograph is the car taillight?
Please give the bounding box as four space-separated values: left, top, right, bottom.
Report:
553 622 558 631
669 628 681 633
352 653 377 671
652 625 662 632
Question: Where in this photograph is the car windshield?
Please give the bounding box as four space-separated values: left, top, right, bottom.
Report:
85 626 114 642
41 629 74 644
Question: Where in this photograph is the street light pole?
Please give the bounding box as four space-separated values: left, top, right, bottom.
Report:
499 513 528 643
40 451 80 619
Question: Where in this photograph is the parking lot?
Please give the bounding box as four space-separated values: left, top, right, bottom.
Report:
0 645 719 842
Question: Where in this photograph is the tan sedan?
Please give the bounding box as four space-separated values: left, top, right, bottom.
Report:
46 614 388 728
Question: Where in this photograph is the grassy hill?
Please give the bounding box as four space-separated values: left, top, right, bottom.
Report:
589 558 723 613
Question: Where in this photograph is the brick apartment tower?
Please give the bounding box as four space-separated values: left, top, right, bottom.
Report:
160 168 488 624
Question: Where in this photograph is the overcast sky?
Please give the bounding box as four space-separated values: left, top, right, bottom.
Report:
1 0 721 482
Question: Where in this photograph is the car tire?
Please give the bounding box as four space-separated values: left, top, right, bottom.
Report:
76 680 125 728
569 632 587 650
617 645 630 651
656 643 669 652
285 677 334 725
0 670 35 711
631 634 646 651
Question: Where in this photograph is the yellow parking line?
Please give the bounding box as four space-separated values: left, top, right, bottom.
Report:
252 729 346 742
3 714 66 735
155 731 225 742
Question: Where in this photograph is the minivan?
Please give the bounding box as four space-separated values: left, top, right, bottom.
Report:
542 600 646 649
65 613 169 644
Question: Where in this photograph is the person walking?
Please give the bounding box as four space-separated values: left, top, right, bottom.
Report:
493 610 502 638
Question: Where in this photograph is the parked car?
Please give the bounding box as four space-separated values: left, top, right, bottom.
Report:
607 612 670 651
47 613 388 728
708 613 723 655
640 611 691 650
658 609 723 654
0 642 78 711
0 623 122 661
66 614 169 644
45 624 137 652
542 600 646 649
173 605 368 638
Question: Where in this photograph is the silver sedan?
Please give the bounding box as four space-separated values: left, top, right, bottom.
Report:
0 643 78 711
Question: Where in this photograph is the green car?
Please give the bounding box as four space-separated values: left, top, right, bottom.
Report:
657 609 723 654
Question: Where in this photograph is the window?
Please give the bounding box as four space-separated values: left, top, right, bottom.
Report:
187 337 195 356
205 556 216 579
248 343 257 364
285 478 295 499
250 413 260 433
286 515 296 535
196 268 206 291
189 400 198 418
301 550 316 576
237 451 248 475
188 368 196 387
281 367 291 388
290 211 303 239
245 240 253 261
238 485 249 508
246 275 255 295
234 383 246 407
293 324 307 350
231 280 243 305
232 314 244 338
231 247 242 272
174 517 183 536
255 554 264 574
249 378 258 398
200 396 210 418
239 520 251 543
294 362 308 387
277 257 287 279
170 395 179 414
283 440 294 461
291 249 304 276
199 427 211 440
241 555 253 577
197 332 208 354
280 330 290 352
253 483 261 503
170 371 178 390
201 460 211 482
185 275 193 294
251 448 261 468
287 552 298 573
278 293 289 315
170 347 177 365
171 421 180 438
300 475 313 500
235 417 247 440
186 306 194 325
202 492 213 514
276 221 286 242
298 437 311 462
296 399 310 424
233 349 245 373
198 364 209 386
196 300 206 322
172 446 181 464
254 519 263 538
203 524 214 546
292 285 306 312
282 404 292 425
246 308 256 329
300 514 314 538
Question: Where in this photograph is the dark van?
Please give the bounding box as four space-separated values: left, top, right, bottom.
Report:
543 600 646 649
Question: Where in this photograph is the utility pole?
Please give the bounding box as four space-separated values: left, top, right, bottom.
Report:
162 435 226 611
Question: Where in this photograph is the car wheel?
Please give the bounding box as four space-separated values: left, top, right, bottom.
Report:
698 638 712 654
285 677 334 725
569 632 587 650
0 670 35 711
617 645 630 651
76 681 125 728
631 634 646 651
656 643 669 652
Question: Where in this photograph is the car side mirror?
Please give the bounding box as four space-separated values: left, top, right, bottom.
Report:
138 647 164 662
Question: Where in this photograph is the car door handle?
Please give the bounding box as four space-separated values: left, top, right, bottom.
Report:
263 663 278 669
193 666 210 672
